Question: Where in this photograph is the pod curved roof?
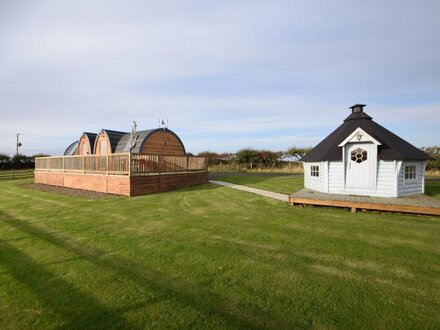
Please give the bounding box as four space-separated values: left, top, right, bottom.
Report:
64 141 78 155
97 128 186 154
80 132 97 153
301 106 431 162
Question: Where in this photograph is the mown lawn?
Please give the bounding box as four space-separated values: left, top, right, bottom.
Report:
0 178 439 329
215 175 304 195
217 175 440 200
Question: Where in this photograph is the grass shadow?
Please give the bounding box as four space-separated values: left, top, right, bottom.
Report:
0 240 132 329
425 181 440 200
0 211 298 329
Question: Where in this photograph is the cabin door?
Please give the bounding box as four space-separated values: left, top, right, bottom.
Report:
345 143 373 190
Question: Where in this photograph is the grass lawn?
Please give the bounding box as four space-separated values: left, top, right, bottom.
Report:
0 178 439 329
216 175 440 200
215 175 304 195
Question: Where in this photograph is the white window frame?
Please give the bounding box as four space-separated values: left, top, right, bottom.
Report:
310 165 320 177
404 165 417 181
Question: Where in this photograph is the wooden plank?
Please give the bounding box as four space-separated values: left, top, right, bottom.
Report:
290 196 440 216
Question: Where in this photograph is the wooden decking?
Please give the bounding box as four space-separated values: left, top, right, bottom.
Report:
289 189 440 216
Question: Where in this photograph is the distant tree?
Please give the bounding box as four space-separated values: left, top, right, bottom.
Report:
11 154 33 169
258 150 283 168
236 148 261 169
0 153 10 163
31 153 51 158
0 153 11 169
286 146 312 161
198 151 219 165
421 146 440 170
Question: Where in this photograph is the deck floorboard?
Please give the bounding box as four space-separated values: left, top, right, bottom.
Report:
289 189 440 216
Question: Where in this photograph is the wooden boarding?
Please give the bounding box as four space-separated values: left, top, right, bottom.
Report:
289 189 440 216
34 153 208 196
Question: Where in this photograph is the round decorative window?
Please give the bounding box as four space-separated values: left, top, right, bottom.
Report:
351 148 367 163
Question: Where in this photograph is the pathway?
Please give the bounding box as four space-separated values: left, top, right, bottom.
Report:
209 180 288 202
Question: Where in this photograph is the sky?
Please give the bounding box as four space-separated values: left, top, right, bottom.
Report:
0 0 439 156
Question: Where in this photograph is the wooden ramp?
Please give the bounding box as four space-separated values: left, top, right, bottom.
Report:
289 189 440 216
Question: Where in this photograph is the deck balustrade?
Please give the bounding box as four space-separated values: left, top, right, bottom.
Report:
35 153 207 175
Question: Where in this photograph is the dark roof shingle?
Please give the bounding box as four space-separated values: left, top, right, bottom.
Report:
301 109 431 162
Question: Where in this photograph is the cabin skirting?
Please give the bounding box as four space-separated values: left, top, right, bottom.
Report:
34 171 208 197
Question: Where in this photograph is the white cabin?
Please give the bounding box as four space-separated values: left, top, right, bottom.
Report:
301 104 430 198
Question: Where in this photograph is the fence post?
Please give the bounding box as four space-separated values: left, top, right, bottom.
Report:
187 155 189 173
12 169 14 180
82 156 85 174
106 154 109 175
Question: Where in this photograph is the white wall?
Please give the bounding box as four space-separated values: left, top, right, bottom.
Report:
305 160 427 197
304 162 327 193
397 161 426 196
328 162 343 192
327 160 395 197
375 160 396 197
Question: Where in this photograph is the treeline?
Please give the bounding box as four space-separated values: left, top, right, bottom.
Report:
0 154 49 170
421 146 440 170
197 146 440 170
198 147 311 170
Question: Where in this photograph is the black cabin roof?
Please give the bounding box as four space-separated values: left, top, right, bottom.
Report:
301 105 431 162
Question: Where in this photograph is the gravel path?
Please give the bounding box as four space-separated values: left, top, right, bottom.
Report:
209 180 289 202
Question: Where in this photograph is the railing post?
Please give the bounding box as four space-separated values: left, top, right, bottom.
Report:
106 154 109 175
62 157 65 173
82 156 85 174
187 155 189 173
129 153 132 176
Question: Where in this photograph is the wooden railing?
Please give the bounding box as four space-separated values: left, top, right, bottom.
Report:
35 153 207 175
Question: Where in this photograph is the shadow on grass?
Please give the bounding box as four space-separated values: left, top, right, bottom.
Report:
425 181 440 200
0 211 296 329
0 238 132 328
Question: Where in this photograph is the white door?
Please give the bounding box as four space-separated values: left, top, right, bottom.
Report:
345 143 373 190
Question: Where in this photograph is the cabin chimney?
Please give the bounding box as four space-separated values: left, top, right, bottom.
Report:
349 104 366 113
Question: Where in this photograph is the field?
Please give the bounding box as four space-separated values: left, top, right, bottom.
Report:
0 177 439 329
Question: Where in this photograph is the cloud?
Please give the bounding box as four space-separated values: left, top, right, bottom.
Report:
0 0 439 155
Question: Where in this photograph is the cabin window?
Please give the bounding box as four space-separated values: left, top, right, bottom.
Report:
100 140 107 155
404 165 417 180
351 148 367 163
310 165 320 177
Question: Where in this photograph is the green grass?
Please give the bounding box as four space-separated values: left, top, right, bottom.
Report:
215 175 304 195
0 178 439 329
425 180 440 200
216 175 440 200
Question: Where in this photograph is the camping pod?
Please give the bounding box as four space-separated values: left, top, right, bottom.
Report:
93 128 186 155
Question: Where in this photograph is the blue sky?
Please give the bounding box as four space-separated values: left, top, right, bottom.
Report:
0 0 439 155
